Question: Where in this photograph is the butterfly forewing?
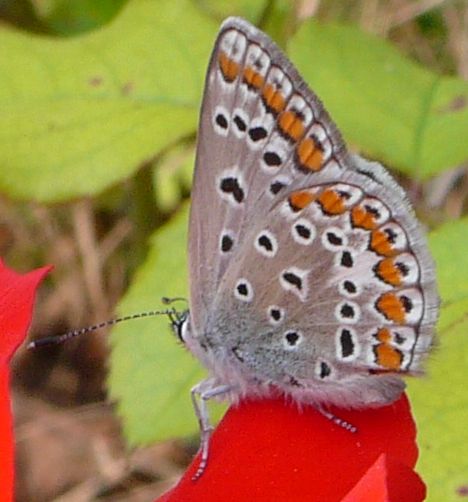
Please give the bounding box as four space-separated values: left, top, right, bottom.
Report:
189 18 350 334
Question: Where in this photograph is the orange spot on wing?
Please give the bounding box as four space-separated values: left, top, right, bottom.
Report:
296 137 324 172
243 66 264 90
374 343 403 370
262 84 286 115
288 191 315 212
218 52 240 82
278 110 305 142
375 258 403 286
351 206 377 230
317 189 346 215
375 327 392 343
370 229 396 256
375 292 405 323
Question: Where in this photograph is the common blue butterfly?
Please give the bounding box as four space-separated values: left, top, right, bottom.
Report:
175 17 439 479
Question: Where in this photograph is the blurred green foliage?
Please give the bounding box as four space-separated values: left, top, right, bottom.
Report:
290 21 468 179
1 1 467 500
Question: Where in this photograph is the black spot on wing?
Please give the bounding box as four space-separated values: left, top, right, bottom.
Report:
220 177 245 203
248 126 268 142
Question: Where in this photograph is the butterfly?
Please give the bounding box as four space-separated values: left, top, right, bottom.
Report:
173 17 439 479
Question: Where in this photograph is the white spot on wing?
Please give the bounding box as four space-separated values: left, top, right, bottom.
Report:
244 44 270 77
307 124 332 163
267 305 285 325
332 184 363 207
234 278 254 302
335 327 360 361
254 230 278 258
338 280 360 297
265 66 293 100
212 105 230 137
282 330 303 350
279 267 309 301
220 29 247 62
291 218 316 245
231 107 250 138
286 94 313 127
335 301 361 324
321 226 348 250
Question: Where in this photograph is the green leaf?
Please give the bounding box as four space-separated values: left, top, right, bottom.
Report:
0 0 216 202
197 0 268 23
289 21 468 178
153 145 195 213
108 205 225 444
408 218 468 501
32 0 127 35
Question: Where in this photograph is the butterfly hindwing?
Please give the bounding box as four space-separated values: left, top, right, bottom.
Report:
209 164 437 406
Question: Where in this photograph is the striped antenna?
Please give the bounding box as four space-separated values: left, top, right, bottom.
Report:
27 309 175 349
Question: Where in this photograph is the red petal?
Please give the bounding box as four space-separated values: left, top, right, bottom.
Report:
0 366 13 502
0 259 52 500
0 260 52 364
341 453 426 502
158 393 422 501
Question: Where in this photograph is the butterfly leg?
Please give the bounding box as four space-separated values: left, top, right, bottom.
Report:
190 380 234 481
318 407 358 433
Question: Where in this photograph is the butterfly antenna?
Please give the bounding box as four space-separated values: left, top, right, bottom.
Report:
162 296 188 306
27 309 175 349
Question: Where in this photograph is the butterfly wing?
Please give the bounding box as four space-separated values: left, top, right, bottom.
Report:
209 159 438 407
189 17 351 335
189 18 438 407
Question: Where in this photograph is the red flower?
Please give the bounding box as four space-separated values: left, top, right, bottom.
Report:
158 393 425 501
0 259 51 501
